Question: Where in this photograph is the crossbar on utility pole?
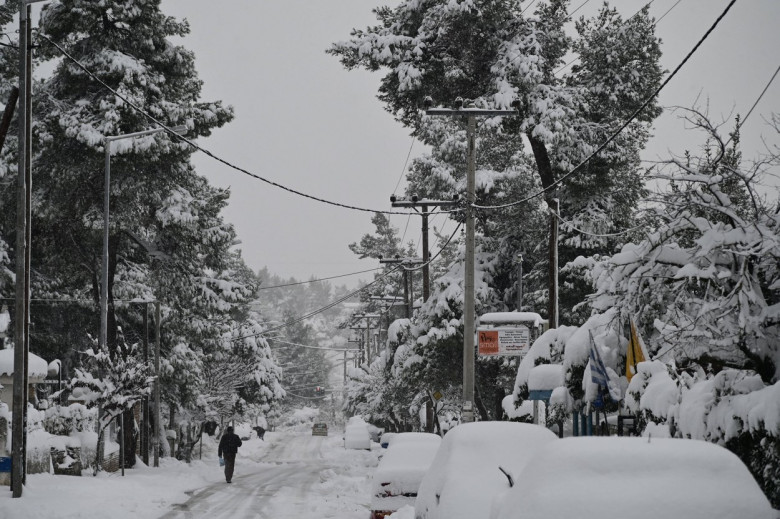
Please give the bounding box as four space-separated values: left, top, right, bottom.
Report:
390 196 459 302
425 99 517 423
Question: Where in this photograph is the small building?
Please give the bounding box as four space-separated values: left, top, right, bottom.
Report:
0 347 50 407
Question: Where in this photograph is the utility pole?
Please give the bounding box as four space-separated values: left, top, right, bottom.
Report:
389 195 460 302
141 302 150 466
548 198 559 329
153 301 161 468
370 295 405 355
12 0 46 497
514 253 524 311
379 256 423 318
425 97 517 422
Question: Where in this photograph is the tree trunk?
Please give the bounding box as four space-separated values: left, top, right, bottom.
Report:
121 407 137 468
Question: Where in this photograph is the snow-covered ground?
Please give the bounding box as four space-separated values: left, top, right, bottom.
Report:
0 428 382 518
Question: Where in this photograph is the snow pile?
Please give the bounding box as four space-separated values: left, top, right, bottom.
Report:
528 364 564 391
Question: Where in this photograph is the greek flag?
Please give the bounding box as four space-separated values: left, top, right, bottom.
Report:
589 330 620 404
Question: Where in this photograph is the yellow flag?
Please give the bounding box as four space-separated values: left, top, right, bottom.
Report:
626 318 647 382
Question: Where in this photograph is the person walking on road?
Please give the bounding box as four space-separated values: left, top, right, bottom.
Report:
218 425 243 483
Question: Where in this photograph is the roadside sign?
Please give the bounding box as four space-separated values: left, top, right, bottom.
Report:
478 326 531 356
432 391 443 401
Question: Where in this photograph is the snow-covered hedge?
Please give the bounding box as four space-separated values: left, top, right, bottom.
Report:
626 363 779 506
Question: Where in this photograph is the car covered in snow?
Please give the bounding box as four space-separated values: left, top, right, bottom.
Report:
370 432 442 519
414 422 557 519
344 416 372 450
489 436 776 519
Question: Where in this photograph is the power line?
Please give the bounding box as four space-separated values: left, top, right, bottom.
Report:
476 0 739 212
36 33 420 218
256 267 382 291
231 265 403 342
656 0 684 25
393 137 415 195
401 221 462 273
269 337 358 352
728 62 780 146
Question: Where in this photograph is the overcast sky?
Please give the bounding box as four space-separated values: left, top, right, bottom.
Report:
160 0 780 288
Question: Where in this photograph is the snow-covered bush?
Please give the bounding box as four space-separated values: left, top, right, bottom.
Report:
43 404 96 436
627 363 779 506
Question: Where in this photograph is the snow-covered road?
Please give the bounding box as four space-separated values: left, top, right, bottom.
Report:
0 429 382 519
162 434 357 519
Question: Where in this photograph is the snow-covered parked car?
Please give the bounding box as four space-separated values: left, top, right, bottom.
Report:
414 422 557 519
490 436 776 519
370 432 441 519
344 416 371 450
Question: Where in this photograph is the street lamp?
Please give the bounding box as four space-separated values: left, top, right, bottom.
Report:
100 125 186 350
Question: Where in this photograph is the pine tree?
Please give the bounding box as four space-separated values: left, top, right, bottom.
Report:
330 0 663 325
0 0 286 462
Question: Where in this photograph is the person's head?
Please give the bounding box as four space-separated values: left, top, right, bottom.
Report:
226 426 234 434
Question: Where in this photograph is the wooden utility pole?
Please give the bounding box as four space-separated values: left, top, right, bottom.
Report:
548 199 559 329
141 302 150 466
379 256 423 319
12 2 35 497
425 98 516 422
153 301 161 468
390 196 459 302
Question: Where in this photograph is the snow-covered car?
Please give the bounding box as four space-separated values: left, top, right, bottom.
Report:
489 436 776 519
344 416 371 450
370 432 442 519
414 422 557 519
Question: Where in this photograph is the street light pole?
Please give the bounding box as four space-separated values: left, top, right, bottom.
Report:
101 126 186 352
425 98 516 422
100 125 185 473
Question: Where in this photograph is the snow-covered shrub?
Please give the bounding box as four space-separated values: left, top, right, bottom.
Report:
628 364 779 507
43 404 95 436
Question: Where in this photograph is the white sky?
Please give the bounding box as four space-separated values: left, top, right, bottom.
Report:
159 0 780 288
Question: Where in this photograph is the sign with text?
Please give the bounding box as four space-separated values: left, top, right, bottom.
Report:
478 326 531 357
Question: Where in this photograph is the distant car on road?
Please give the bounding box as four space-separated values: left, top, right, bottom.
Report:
311 423 328 437
490 436 776 519
344 416 371 450
414 422 557 519
370 432 441 519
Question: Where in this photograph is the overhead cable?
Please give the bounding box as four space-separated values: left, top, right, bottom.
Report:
256 267 382 290
36 33 421 217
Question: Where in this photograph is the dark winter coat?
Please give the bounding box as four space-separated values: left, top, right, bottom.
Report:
218 432 243 457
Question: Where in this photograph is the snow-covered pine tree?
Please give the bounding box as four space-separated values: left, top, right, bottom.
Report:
0 0 286 463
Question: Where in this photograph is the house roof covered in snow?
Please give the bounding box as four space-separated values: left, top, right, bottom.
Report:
0 348 49 379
